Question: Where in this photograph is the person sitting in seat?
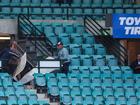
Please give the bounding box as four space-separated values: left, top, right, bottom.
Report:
55 42 70 74
130 54 140 74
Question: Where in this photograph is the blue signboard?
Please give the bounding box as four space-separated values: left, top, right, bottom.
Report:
113 14 140 38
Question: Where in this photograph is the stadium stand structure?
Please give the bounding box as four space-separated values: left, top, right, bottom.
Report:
0 0 139 105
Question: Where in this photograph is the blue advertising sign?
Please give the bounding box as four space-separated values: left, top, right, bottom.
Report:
113 14 140 38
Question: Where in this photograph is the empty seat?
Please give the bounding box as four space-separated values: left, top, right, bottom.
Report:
70 55 80 66
54 25 64 35
93 55 105 66
53 7 63 14
44 25 53 34
65 25 75 34
61 94 72 105
11 0 20 6
80 55 93 66
127 96 138 105
103 87 114 98
84 8 93 15
102 0 113 7
84 35 95 44
32 8 42 14
31 0 41 6
21 0 31 6
17 94 28 105
59 33 70 45
75 25 85 34
71 33 83 44
34 73 46 87
83 95 94 105
79 66 90 74
105 95 116 105
94 44 106 55
92 0 102 7
94 95 104 105
114 87 125 98
116 96 127 105
72 95 83 105
82 44 94 55
69 44 81 55
70 87 81 97
82 86 92 98
105 55 118 66
72 0 81 4
7 94 18 105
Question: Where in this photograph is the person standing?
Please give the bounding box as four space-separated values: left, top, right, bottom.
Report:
0 41 20 76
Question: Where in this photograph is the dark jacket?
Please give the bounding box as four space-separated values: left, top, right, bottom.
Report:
130 60 140 74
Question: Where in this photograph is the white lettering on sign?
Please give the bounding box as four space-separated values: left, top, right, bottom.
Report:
119 17 140 35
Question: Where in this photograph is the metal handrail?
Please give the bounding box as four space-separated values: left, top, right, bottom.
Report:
84 16 128 65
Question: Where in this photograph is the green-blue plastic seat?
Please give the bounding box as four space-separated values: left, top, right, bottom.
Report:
41 0 51 6
81 86 92 98
38 100 49 105
54 25 64 35
72 95 83 105
114 87 125 98
103 87 113 98
59 33 70 45
105 55 118 66
7 94 18 105
12 7 21 14
1 7 11 14
71 33 83 44
102 78 112 88
105 95 116 105
90 78 101 88
44 25 54 35
21 0 31 6
83 95 94 105
82 0 92 6
116 96 127 105
102 0 113 7
34 73 46 87
43 5 52 15
17 94 28 105
94 95 104 105
127 96 138 105
31 0 41 6
114 8 124 13
61 94 72 105
70 86 81 97
92 87 103 97
72 0 81 5
93 55 105 66
92 0 102 7
65 25 75 34
32 8 42 14
125 87 136 99
11 0 20 6
75 25 85 34
82 44 94 55
83 35 95 44
80 55 92 66
0 0 10 6
48 85 59 96
69 44 81 55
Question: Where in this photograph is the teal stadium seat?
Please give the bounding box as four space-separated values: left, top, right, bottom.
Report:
59 33 70 44
72 0 81 5
31 0 41 6
65 25 75 34
11 0 20 6
21 0 31 6
92 0 102 7
69 44 81 55
34 73 46 87
80 55 93 66
102 0 113 7
54 25 64 35
7 94 18 105
0 0 10 6
83 95 94 105
71 33 83 44
82 44 94 55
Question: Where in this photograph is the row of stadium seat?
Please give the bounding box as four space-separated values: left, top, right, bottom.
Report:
47 34 95 45
0 73 49 105
34 24 85 35
0 0 132 6
69 55 118 66
0 7 139 15
66 44 106 55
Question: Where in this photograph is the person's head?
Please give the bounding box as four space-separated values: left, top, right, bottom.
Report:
10 41 17 50
137 54 140 61
57 42 63 49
